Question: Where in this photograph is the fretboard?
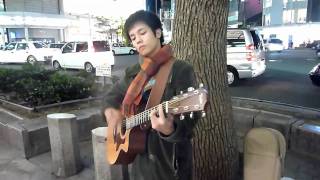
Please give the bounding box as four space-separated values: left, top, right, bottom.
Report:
124 101 167 129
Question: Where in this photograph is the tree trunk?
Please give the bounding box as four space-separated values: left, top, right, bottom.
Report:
172 1 239 180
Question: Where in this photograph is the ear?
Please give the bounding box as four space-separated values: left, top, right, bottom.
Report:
155 29 162 39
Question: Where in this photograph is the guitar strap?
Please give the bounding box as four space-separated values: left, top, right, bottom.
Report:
145 58 175 110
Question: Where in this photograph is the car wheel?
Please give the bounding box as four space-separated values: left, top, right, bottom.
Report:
53 61 61 70
112 50 116 56
227 67 239 86
27 55 37 65
84 62 94 73
129 49 135 55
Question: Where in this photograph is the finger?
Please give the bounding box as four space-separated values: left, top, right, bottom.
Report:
167 114 174 122
150 113 159 129
150 108 157 118
158 105 164 118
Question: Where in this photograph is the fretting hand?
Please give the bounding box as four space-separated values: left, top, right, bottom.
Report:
150 104 175 136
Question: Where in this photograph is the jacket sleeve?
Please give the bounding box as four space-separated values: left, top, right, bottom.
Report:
158 61 200 143
101 64 139 113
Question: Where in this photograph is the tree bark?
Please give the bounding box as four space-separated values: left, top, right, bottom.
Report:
172 1 239 180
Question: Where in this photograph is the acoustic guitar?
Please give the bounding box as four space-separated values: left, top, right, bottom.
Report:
106 84 208 165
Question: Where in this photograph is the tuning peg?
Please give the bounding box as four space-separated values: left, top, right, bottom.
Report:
180 114 185 120
187 87 194 92
199 83 204 88
189 112 194 119
201 111 206 118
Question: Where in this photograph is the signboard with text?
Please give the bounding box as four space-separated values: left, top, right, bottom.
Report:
95 65 112 77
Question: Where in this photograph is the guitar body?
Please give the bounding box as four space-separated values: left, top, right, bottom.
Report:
105 85 208 165
106 125 147 165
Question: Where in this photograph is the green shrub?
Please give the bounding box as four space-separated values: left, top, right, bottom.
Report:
0 64 101 106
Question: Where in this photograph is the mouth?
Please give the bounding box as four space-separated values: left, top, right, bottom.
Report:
138 45 145 52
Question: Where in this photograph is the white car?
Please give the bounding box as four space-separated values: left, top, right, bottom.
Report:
111 43 136 55
265 38 284 52
227 28 266 86
0 41 54 64
52 40 114 73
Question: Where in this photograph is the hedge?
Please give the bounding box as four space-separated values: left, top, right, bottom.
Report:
0 63 102 106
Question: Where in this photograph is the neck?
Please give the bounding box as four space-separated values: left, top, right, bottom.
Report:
148 43 162 57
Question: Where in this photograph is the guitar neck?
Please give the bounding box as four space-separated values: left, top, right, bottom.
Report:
123 86 208 130
125 101 167 130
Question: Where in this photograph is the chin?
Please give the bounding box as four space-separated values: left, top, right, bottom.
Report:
139 50 150 57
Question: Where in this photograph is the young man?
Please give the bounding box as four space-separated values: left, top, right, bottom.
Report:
103 10 199 180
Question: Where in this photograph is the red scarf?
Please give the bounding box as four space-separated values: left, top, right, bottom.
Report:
122 45 173 117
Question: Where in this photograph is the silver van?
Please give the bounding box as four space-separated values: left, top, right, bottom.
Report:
227 28 266 86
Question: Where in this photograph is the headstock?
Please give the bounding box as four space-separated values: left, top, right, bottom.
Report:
166 83 208 119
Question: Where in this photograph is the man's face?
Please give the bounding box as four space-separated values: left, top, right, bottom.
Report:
128 21 161 57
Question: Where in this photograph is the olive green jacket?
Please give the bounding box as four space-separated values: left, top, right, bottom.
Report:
103 60 199 180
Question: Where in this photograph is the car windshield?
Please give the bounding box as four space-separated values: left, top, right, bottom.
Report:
33 42 45 48
49 43 64 49
269 39 283 44
227 30 246 47
93 41 110 52
4 43 16 51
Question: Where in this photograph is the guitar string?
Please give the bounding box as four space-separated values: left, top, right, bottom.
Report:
123 96 182 129
123 92 198 129
123 103 165 129
121 91 203 129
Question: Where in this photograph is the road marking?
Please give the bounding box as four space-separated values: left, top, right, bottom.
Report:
269 59 281 62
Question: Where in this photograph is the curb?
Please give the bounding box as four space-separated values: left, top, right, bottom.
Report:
1 98 320 160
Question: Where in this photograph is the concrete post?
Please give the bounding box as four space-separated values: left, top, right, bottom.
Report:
47 113 82 177
91 127 129 180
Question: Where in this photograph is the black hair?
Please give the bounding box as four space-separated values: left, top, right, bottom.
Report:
124 10 164 44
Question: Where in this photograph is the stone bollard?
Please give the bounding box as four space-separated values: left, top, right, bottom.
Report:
91 127 129 180
47 113 82 177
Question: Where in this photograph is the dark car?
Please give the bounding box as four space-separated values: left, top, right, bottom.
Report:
308 40 320 49
309 63 320 86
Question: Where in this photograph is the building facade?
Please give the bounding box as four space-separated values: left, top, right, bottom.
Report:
259 0 320 48
0 0 71 45
146 0 320 48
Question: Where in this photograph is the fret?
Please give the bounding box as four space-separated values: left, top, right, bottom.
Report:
125 101 167 130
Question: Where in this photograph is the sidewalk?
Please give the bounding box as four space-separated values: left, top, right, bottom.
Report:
0 139 95 180
1 136 320 180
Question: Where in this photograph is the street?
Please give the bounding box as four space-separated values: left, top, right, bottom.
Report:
230 49 320 109
0 49 319 109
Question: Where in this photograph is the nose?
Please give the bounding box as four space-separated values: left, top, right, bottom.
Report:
136 35 142 44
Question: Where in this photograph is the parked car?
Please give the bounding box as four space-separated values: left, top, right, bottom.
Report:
226 28 266 86
52 40 114 73
309 40 320 49
111 43 136 55
309 63 320 86
264 38 284 52
0 41 56 64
